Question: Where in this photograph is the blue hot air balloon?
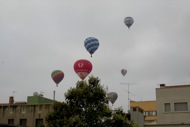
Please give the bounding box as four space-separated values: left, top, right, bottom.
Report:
84 37 99 57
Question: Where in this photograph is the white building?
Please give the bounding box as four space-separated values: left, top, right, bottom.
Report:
156 84 190 125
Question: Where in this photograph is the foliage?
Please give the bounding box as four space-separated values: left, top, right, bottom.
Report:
110 108 138 127
46 76 137 127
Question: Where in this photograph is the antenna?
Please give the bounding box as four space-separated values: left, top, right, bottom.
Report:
120 82 137 111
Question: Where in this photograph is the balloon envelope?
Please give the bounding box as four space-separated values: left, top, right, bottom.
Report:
51 70 64 87
74 59 92 80
108 92 118 105
124 17 134 28
84 37 99 57
121 69 127 76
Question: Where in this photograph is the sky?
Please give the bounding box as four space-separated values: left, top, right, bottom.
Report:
1 0 190 112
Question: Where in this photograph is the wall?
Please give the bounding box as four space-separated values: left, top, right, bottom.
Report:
130 107 144 127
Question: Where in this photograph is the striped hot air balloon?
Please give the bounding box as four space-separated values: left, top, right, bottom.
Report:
84 37 99 57
51 70 64 87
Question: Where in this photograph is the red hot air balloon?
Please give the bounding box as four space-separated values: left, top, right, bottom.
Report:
74 59 92 80
51 70 64 87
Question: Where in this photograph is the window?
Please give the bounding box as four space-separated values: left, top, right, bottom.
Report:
153 111 157 116
164 103 171 112
133 107 136 111
174 102 188 112
38 105 42 114
9 107 14 113
36 119 43 127
148 111 157 116
144 111 157 116
144 111 148 116
8 119 14 125
20 119 27 127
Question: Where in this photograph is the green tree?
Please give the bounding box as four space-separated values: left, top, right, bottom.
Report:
46 76 137 127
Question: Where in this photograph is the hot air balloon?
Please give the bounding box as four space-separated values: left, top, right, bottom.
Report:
107 92 118 105
51 70 64 87
74 59 92 80
84 37 99 57
121 69 127 76
124 17 134 29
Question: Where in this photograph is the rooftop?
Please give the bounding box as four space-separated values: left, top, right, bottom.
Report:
158 84 190 89
130 100 156 111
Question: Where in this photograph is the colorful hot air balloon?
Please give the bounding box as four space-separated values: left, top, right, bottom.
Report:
124 17 134 29
51 70 64 87
74 59 92 80
84 37 99 57
121 69 127 76
107 92 118 105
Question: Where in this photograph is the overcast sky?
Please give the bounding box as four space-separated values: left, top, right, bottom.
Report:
1 0 190 112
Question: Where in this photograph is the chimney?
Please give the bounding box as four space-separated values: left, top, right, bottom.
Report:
9 96 14 104
160 84 166 88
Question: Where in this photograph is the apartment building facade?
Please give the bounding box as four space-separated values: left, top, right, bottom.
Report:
156 84 190 125
0 95 54 127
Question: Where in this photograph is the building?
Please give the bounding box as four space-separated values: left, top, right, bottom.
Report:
130 106 144 127
0 94 55 127
130 100 157 124
156 84 190 125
